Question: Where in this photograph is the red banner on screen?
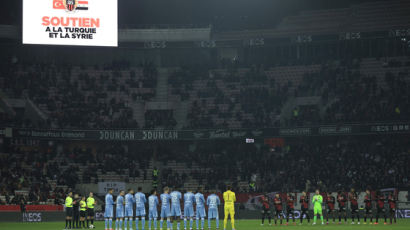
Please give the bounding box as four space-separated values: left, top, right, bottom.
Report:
0 205 63 212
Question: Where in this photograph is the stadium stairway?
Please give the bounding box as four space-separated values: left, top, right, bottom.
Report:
155 68 169 102
0 91 17 117
25 98 48 121
174 101 190 129
319 97 338 117
130 101 145 128
0 91 47 125
279 97 296 125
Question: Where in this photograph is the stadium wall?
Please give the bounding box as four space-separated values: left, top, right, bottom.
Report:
1 209 410 222
3 122 410 141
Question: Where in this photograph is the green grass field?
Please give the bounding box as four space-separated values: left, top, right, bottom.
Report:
0 219 409 230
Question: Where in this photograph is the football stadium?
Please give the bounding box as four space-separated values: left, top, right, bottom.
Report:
0 0 409 230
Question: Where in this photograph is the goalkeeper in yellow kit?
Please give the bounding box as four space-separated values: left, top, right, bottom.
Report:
312 189 324 225
223 185 236 230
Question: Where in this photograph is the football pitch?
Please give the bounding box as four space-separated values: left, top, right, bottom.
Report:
0 220 409 230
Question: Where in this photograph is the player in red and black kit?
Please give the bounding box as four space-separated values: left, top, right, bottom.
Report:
260 194 271 226
285 193 296 225
387 192 397 224
273 193 284 225
363 189 373 224
299 191 310 224
325 192 336 224
375 191 387 225
349 188 360 224
337 191 347 224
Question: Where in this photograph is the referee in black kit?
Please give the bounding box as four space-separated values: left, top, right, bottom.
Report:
73 193 81 228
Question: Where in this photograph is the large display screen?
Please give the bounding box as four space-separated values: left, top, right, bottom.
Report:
23 0 118 47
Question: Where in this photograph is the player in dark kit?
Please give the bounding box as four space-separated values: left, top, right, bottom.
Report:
349 188 360 224
337 191 347 224
325 192 336 224
299 191 310 224
260 194 271 226
285 193 296 225
273 193 284 225
387 192 397 224
363 189 373 224
375 191 387 225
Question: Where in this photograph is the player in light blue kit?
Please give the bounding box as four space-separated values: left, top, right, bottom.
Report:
135 187 147 230
207 191 221 230
183 190 195 230
170 188 182 230
116 190 125 230
105 188 115 230
148 190 159 230
160 187 171 230
195 187 206 230
125 189 135 230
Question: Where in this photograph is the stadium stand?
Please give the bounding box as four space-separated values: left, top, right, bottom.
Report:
1 134 409 205
2 57 408 130
0 0 409 208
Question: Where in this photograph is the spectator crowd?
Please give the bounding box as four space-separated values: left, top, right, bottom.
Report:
0 54 409 205
1 135 408 204
1 57 409 130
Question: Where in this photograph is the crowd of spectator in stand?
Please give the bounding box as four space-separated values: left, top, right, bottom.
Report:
0 142 154 204
174 58 410 129
258 135 410 193
175 66 287 129
0 134 408 204
1 57 409 205
0 146 77 205
0 60 157 129
145 110 177 129
155 135 410 193
0 57 409 129
288 58 410 126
